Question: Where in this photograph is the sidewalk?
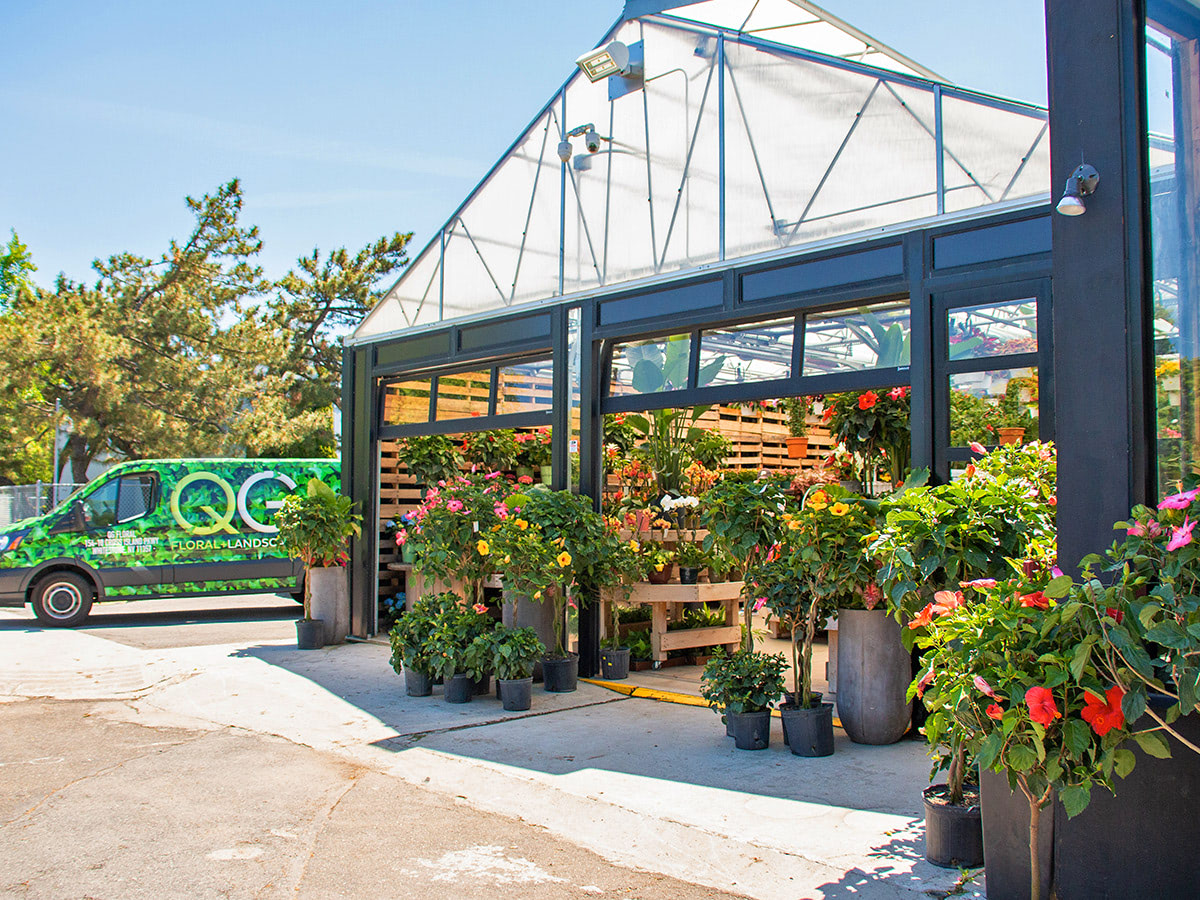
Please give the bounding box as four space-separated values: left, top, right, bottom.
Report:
0 607 982 900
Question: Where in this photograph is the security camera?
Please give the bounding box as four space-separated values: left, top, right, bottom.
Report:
557 140 573 163
585 129 601 154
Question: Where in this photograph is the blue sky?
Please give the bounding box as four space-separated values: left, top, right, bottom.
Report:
2 1 1047 287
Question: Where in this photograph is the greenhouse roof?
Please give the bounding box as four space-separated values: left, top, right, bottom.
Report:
353 0 1050 342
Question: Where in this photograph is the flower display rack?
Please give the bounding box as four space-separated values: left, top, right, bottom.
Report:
600 580 743 664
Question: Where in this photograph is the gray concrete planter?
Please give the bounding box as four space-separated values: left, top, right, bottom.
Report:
308 566 349 645
835 608 911 745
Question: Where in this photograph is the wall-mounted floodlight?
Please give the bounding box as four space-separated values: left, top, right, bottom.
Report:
1056 163 1100 216
576 40 640 81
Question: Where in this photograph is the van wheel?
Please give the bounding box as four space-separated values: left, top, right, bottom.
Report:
31 571 95 628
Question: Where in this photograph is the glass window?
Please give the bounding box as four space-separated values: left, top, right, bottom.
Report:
698 319 794 386
1146 6 1200 496
80 479 119 530
435 371 491 421
949 367 1038 447
609 334 692 396
496 359 554 415
801 302 910 376
947 299 1038 360
381 378 432 426
116 474 156 523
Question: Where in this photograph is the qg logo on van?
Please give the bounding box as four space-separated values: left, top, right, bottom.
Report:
169 471 297 536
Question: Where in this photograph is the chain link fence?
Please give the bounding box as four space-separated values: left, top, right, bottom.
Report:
0 482 84 527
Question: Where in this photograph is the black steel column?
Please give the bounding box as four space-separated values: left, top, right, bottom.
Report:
343 346 376 637
577 303 602 677
1046 0 1152 572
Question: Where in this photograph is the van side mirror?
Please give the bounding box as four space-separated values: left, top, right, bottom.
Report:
71 500 87 530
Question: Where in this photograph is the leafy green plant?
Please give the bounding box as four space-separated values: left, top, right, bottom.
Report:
700 648 786 715
675 541 707 568
515 428 552 469
462 429 520 472
690 428 733 469
421 592 493 681
626 630 653 661
402 434 463 486
782 396 813 437
274 478 362 621
490 625 546 680
822 388 911 491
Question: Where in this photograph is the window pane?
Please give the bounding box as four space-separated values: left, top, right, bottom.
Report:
381 378 432 426
948 298 1038 360
609 334 692 396
801 302 910 376
435 371 491 421
698 319 794 386
80 479 119 529
1146 8 1199 496
949 367 1038 447
496 359 553 415
117 474 156 523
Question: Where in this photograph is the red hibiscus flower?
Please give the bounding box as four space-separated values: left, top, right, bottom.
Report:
1025 686 1061 726
1105 607 1125 624
888 386 906 400
1081 685 1126 736
908 603 935 629
858 391 879 410
822 406 835 423
932 590 965 617
1019 591 1049 610
986 703 1004 721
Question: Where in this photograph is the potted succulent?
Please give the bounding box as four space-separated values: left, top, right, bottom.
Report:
782 395 813 458
401 434 463 487
699 648 786 750
274 477 362 649
490 624 546 710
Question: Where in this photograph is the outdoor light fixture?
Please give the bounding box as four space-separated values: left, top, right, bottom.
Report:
1056 163 1100 216
575 40 640 82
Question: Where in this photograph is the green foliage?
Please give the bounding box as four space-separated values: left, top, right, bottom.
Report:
274 478 361 619
515 428 552 469
0 230 35 309
871 441 1057 640
949 389 994 447
387 593 450 678
700 648 786 715
401 434 464 487
490 625 546 680
823 388 911 490
603 414 639 454
414 592 494 681
674 541 708 568
690 428 733 469
462 429 520 472
782 396 813 437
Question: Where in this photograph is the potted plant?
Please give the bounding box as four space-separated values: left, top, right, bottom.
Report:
822 388 911 493
386 593 449 696
699 648 786 750
992 379 1035 445
422 592 493 703
401 434 463 487
461 428 521 473
274 477 362 648
640 540 674 584
599 539 642 680
516 428 553 483
675 540 706 585
690 428 732 470
490 624 545 710
782 396 813 458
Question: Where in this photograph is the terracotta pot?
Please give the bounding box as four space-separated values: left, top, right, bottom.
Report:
996 426 1026 445
785 435 809 458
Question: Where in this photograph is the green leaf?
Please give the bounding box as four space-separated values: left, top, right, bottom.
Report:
977 731 1003 770
1043 574 1073 599
1059 783 1092 819
1113 748 1136 778
631 359 665 394
1146 621 1191 649
1063 718 1091 757
1070 637 1095 682
1006 744 1038 772
1134 730 1172 758
1122 688 1148 726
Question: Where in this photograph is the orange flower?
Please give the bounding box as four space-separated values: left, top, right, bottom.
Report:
985 703 1004 721
1081 685 1126 736
1019 591 1049 610
858 391 879 410
1025 686 1061 726
931 590 965 617
908 603 934 629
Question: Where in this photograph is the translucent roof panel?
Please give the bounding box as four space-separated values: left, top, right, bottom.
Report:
355 2 1050 341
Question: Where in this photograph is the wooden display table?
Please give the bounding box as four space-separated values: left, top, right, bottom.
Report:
601 580 744 665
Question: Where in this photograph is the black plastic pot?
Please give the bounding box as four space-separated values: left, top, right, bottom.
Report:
443 673 474 703
678 566 700 585
600 647 630 680
472 673 492 696
780 692 822 746
541 654 579 692
726 709 771 750
499 677 533 711
404 667 432 697
923 784 983 868
296 619 324 650
781 702 834 757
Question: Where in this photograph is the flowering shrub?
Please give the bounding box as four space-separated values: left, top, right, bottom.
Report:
914 575 1149 900
515 427 552 469
823 387 911 489
401 434 463 486
462 429 520 472
700 648 786 715
871 441 1056 642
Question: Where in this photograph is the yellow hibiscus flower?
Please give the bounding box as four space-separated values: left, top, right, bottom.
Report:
476 539 490 555
556 550 573 567
830 502 850 517
515 519 529 530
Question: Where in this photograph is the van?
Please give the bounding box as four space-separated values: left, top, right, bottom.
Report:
0 458 340 627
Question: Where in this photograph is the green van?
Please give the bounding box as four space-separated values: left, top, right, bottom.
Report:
0 458 340 627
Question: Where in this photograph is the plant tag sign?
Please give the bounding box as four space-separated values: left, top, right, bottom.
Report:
473 521 479 533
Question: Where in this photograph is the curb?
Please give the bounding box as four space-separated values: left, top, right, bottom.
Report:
580 678 844 727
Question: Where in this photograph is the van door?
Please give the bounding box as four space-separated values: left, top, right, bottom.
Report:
50 471 168 595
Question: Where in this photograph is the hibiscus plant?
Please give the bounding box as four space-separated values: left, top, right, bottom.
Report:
913 574 1153 900
822 387 911 491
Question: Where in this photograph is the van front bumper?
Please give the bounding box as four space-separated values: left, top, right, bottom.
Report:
0 568 30 605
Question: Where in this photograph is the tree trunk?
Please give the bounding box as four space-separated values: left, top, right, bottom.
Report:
65 433 95 485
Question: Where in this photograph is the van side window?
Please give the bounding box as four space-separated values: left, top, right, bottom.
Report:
117 473 157 523
79 479 119 529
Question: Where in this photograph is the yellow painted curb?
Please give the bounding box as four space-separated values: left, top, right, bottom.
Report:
581 677 843 727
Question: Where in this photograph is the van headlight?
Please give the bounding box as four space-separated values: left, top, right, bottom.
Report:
0 535 8 553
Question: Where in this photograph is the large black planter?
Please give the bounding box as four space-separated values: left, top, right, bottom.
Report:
541 654 579 692
780 692 821 746
781 703 834 757
404 667 432 697
443 673 474 703
600 647 630 680
498 677 533 711
836 608 911 744
923 784 983 869
979 768 1055 900
472 673 492 696
727 709 771 750
296 618 325 650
